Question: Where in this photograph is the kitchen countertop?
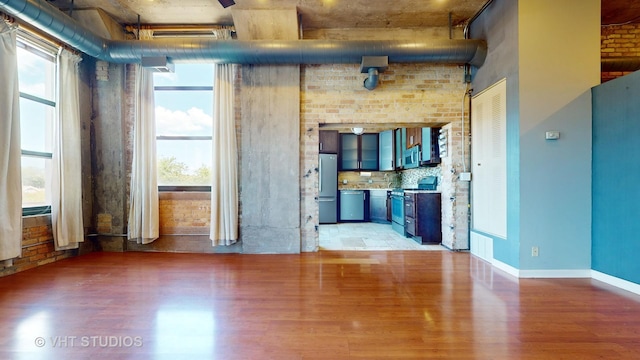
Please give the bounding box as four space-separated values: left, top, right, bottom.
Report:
403 189 441 193
338 188 441 193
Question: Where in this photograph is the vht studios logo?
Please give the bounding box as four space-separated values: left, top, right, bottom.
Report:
35 336 143 348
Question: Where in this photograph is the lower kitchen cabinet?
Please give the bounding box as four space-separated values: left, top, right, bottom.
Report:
404 192 442 244
369 190 390 223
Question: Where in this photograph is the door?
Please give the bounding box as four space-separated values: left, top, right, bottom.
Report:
360 133 379 170
319 130 339 154
471 78 507 240
378 130 394 171
339 133 359 170
394 128 406 170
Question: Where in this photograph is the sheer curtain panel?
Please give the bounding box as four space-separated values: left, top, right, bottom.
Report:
210 29 238 246
52 49 84 250
127 64 159 244
0 22 22 261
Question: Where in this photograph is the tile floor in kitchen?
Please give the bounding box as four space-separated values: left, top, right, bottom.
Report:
319 222 447 251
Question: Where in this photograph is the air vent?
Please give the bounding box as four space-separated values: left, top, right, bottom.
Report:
141 56 175 73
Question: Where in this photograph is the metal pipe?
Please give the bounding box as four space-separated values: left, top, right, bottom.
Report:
363 68 379 90
0 0 487 67
601 56 640 72
463 0 495 39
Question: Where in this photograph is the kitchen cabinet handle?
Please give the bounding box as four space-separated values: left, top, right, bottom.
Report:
320 143 323 151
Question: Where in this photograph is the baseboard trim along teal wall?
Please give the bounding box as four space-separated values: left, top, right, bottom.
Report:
592 271 640 296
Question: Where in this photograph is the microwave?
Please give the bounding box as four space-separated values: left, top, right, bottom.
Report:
404 145 420 169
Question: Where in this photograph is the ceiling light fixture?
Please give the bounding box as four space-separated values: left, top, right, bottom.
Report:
218 0 236 8
351 127 364 135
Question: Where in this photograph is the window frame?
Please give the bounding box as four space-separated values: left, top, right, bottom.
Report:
154 75 214 192
17 34 58 216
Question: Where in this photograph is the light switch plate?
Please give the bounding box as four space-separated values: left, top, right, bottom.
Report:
459 172 472 181
545 131 560 140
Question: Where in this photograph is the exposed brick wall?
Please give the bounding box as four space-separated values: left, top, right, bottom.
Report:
120 65 242 252
601 24 640 82
159 192 210 235
300 62 470 251
1 216 78 277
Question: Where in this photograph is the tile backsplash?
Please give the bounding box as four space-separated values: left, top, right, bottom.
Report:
337 166 441 190
401 166 442 190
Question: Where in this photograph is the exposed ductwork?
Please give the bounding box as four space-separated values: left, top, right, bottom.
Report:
363 68 380 90
360 56 388 90
0 0 487 67
601 56 640 73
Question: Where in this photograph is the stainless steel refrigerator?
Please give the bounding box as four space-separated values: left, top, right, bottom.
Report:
319 154 338 223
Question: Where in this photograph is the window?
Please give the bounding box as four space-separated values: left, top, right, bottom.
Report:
154 64 214 190
17 36 57 216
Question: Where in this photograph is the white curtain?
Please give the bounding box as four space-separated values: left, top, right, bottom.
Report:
0 21 22 261
52 49 84 250
210 29 238 246
127 63 159 244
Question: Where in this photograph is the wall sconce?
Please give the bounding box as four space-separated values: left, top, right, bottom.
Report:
351 127 364 135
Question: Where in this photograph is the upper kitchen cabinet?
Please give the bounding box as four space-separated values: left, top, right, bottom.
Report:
394 128 406 170
340 133 379 171
378 130 394 171
406 127 422 149
420 127 441 166
319 130 339 154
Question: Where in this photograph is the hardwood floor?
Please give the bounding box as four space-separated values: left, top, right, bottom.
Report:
1 251 640 359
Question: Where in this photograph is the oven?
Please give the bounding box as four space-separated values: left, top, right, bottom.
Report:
390 189 405 235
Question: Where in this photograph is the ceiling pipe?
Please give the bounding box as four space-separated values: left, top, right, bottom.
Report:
601 57 640 72
363 68 380 90
0 0 487 67
360 56 388 90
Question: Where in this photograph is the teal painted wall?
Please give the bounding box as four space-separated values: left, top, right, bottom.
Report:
592 70 640 284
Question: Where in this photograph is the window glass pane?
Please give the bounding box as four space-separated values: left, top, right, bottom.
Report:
22 156 52 208
155 91 213 136
17 46 56 101
19 97 54 153
153 64 214 87
157 140 212 186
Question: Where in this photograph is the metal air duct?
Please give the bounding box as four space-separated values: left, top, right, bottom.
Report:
0 0 487 67
360 56 388 90
601 56 640 72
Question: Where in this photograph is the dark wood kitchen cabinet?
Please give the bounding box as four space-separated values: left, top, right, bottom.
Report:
339 133 379 171
404 192 442 244
406 127 422 149
319 130 339 154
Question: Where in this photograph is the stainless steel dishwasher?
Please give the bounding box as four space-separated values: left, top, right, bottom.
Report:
339 190 366 221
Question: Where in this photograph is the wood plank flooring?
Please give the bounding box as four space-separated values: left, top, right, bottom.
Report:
1 251 639 359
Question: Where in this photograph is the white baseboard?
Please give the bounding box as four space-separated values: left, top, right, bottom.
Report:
592 270 640 296
519 269 591 278
491 258 520 278
486 258 640 294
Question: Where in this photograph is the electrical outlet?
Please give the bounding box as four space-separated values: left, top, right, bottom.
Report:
531 246 539 257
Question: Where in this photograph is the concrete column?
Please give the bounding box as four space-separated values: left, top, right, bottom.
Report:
233 9 301 253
